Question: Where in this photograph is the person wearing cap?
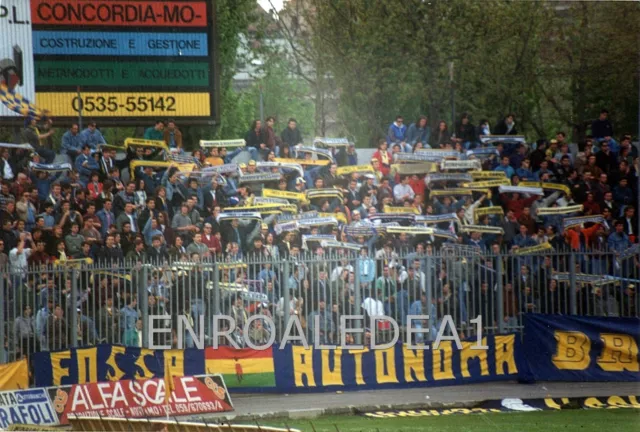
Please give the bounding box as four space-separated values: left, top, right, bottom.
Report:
247 159 257 174
294 177 306 193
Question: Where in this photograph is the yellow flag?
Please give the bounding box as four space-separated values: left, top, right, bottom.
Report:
164 354 173 404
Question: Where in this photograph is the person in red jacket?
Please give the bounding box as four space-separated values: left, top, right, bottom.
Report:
372 140 392 177
409 174 426 199
500 192 540 219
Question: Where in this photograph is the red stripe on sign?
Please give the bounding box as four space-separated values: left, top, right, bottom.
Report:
31 1 208 27
205 346 274 360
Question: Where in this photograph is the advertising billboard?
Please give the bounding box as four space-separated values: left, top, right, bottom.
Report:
0 0 219 125
0 388 58 429
49 374 233 424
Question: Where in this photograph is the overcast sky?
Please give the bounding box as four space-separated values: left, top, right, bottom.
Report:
258 0 284 13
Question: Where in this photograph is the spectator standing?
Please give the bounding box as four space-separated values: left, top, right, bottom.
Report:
591 109 618 152
22 118 55 163
144 120 165 141
61 123 82 163
79 121 106 149
262 116 278 159
163 119 183 151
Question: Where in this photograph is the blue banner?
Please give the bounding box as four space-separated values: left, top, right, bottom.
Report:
273 335 519 392
32 336 520 393
522 314 640 382
34 31 208 56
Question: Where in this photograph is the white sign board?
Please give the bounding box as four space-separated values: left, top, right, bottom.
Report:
0 388 58 429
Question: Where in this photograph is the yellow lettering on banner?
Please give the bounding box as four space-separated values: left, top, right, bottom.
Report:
461 339 489 378
596 333 639 372
36 92 211 117
164 349 185 379
321 349 344 386
132 348 156 380
544 398 563 410
348 349 367 385
584 397 606 409
51 350 72 386
76 347 98 384
552 331 591 370
374 348 399 384
105 345 127 381
607 396 636 408
432 341 455 380
293 346 316 387
494 334 518 375
403 348 426 383
449 408 472 414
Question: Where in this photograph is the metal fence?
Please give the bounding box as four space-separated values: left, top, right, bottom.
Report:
1 247 638 363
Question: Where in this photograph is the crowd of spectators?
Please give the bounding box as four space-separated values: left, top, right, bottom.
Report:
0 110 638 359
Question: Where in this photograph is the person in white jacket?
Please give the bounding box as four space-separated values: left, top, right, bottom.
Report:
461 194 487 225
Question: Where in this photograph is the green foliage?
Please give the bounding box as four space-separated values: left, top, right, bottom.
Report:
210 0 257 140
305 0 639 145
255 57 316 140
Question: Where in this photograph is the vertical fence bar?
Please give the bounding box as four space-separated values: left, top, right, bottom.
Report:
283 258 291 336
425 255 434 342
496 253 505 334
354 255 362 345
569 253 577 315
70 268 78 348
212 261 220 316
140 265 149 348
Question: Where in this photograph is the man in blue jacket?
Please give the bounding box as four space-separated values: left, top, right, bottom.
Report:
386 115 409 152
79 121 106 149
608 221 631 252
74 145 100 187
61 123 82 163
